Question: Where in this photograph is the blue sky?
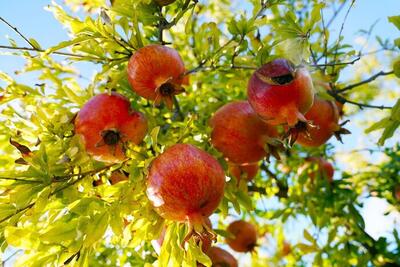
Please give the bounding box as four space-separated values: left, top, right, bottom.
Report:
1 0 400 265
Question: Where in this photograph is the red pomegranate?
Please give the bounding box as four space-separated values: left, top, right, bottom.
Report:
226 220 258 253
294 96 350 147
127 44 188 109
206 247 238 267
302 157 334 183
228 162 259 182
147 144 225 241
247 58 314 126
75 92 148 163
210 101 279 164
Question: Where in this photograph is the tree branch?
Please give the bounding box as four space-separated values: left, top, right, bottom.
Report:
328 91 392 110
0 176 42 183
337 70 394 93
0 16 38 49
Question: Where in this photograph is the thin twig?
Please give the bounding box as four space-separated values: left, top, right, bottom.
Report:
337 70 394 93
332 0 355 74
2 249 22 264
0 16 38 49
311 56 360 67
328 92 392 110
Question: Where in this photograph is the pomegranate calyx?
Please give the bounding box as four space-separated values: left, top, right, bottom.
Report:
101 129 121 146
155 78 185 109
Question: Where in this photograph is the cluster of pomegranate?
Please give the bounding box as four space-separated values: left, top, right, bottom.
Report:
73 42 350 264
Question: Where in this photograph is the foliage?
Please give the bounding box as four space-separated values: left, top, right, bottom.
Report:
0 0 399 266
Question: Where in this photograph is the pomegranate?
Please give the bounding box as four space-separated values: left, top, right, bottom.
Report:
247 58 314 126
226 220 257 253
301 157 334 183
293 96 350 147
206 247 238 267
157 217 213 253
210 101 280 164
75 92 148 163
228 162 259 182
147 144 225 242
127 44 188 109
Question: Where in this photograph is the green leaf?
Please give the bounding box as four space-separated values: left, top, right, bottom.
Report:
40 220 78 244
83 210 109 247
393 58 400 78
388 16 400 30
303 229 314 243
297 243 315 254
5 226 40 249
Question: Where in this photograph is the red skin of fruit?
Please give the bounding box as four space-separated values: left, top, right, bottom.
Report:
226 220 258 253
127 44 188 109
296 97 340 147
206 247 238 267
210 101 278 164
147 144 225 232
247 58 314 126
157 217 213 253
304 157 334 183
228 162 259 181
75 93 148 163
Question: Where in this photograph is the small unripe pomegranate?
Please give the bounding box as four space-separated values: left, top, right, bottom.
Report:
294 97 350 147
301 157 334 183
127 45 188 109
228 162 259 181
247 58 314 126
226 220 257 253
210 101 279 164
155 0 176 5
75 92 148 163
206 247 238 267
147 144 225 242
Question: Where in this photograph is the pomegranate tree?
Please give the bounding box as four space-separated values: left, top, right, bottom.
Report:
127 44 188 109
226 220 258 253
75 92 148 163
147 144 225 242
210 101 279 164
247 58 314 126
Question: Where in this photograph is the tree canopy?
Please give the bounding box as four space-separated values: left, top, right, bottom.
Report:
0 0 399 266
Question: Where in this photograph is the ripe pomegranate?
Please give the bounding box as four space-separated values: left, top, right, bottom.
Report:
293 96 350 147
210 101 280 164
75 92 148 163
109 171 128 185
247 58 314 126
155 0 176 5
226 220 257 253
157 217 213 253
127 45 188 109
301 157 334 183
228 162 259 182
206 247 238 267
147 144 225 242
